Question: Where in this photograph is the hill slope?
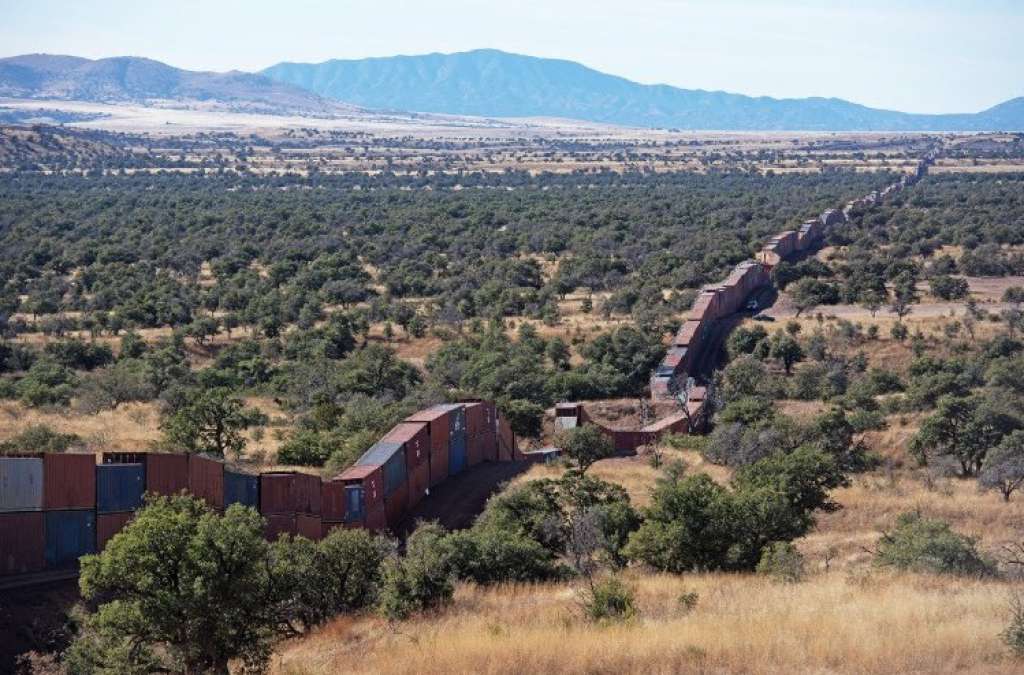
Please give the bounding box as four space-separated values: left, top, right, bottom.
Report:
0 54 359 116
262 49 1024 131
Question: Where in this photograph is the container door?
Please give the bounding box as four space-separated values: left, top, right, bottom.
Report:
345 486 365 522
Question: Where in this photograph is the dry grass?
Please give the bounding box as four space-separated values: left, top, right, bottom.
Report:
273 570 1020 675
0 399 161 450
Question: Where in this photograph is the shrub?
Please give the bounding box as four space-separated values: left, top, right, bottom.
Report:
1003 592 1024 658
0 425 81 455
874 512 995 577
581 576 636 622
677 590 699 614
378 523 455 620
757 542 806 582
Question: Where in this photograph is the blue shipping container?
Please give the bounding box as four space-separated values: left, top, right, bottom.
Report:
345 485 365 522
45 510 96 568
224 470 260 509
96 464 145 513
446 405 468 475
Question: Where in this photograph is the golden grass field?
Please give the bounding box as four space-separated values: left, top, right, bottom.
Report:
273 570 1020 675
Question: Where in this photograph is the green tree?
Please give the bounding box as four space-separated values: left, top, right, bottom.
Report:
161 387 267 458
770 332 804 374
379 522 455 620
979 430 1024 502
874 512 994 576
910 394 1022 476
556 424 615 473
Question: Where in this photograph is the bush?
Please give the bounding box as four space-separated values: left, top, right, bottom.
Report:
445 525 560 584
1004 593 1024 658
378 523 455 620
581 576 636 622
0 424 81 455
874 512 996 577
756 542 806 582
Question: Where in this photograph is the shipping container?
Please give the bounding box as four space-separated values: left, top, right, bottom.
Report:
407 456 430 509
188 455 224 510
43 453 96 510
365 504 387 532
384 481 408 531
358 441 406 498
0 457 43 512
406 407 450 487
497 416 516 462
466 428 483 467
146 453 189 497
464 402 484 439
444 405 468 475
336 464 384 516
224 470 260 509
264 513 297 541
44 510 95 568
481 430 498 463
96 463 145 513
0 511 45 575
297 513 322 541
97 512 133 550
321 480 346 522
383 422 429 468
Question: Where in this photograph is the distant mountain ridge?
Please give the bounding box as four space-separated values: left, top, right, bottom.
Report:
0 54 358 116
262 49 1024 131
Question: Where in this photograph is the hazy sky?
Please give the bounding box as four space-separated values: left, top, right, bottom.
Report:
3 0 1022 113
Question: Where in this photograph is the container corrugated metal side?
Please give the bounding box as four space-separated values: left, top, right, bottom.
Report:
260 473 296 514
224 470 260 509
0 511 45 575
321 481 345 522
188 455 224 510
365 504 387 532
466 429 483 467
96 463 145 513
407 456 430 509
384 478 408 531
146 453 189 497
406 408 449 487
0 457 44 512
264 513 297 541
296 513 322 541
464 402 484 438
44 510 96 568
296 473 322 515
96 512 133 551
43 453 96 510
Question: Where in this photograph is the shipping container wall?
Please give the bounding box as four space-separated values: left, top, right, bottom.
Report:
365 504 387 532
261 473 295 514
96 464 145 513
146 453 189 497
0 457 43 512
264 513 297 541
449 428 467 475
43 453 96 510
407 458 429 509
297 513 322 541
344 484 365 524
383 450 407 497
224 470 260 509
96 512 133 550
466 429 483 467
429 422 449 487
384 481 408 531
188 455 224 510
321 481 346 522
0 511 45 575
44 510 96 568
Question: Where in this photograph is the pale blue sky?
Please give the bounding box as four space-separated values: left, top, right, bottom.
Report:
2 0 1021 113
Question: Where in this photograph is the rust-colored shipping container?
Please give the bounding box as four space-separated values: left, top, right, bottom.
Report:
383 422 429 468
336 464 384 512
96 512 133 551
0 511 45 575
497 416 516 461
384 481 408 531
321 480 346 522
464 402 484 438
466 430 483 467
145 453 189 497
406 407 450 487
188 455 224 510
481 431 497 463
263 513 297 541
407 457 429 509
365 504 387 532
43 453 96 510
297 513 322 541
260 472 321 515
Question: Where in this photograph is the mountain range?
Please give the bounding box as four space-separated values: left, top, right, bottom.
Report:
1 50 1022 131
0 54 356 116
